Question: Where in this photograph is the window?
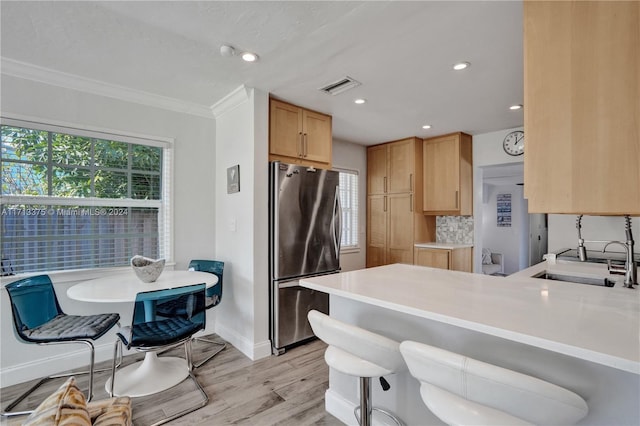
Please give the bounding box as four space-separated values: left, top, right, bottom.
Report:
1 119 171 275
337 168 359 251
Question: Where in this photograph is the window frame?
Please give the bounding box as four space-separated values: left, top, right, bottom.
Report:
335 167 360 253
0 115 174 281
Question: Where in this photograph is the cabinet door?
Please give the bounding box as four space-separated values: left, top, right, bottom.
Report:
270 100 302 159
423 135 460 212
387 193 414 265
302 109 332 165
387 139 415 193
366 195 387 267
524 1 640 214
367 145 387 195
414 248 450 270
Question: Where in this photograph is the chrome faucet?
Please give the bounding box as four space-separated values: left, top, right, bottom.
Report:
624 215 637 286
603 241 635 289
575 215 637 288
576 215 588 261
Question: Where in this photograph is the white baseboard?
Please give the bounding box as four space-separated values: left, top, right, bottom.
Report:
325 388 398 426
2 325 271 387
0 342 120 388
214 322 271 361
325 388 359 426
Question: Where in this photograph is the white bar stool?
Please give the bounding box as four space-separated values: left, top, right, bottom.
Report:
307 310 405 426
400 341 589 425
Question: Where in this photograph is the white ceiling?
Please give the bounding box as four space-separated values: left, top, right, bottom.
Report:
0 1 524 146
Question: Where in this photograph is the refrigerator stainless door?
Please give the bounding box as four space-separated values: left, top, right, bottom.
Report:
271 162 341 280
271 277 329 352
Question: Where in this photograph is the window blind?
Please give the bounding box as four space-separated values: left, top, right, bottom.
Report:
337 168 359 250
1 118 172 275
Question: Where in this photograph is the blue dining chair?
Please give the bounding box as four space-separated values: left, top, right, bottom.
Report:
156 259 225 368
2 275 120 417
109 283 208 425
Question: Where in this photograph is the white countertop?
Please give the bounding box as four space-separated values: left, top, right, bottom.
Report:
414 242 473 249
300 262 640 374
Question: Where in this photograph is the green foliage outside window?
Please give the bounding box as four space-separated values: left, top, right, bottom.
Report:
1 126 162 199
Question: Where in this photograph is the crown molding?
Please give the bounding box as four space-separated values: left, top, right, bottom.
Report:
210 85 251 118
1 57 214 119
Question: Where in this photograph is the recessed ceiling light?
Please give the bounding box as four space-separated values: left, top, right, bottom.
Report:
422 125 432 129
453 62 470 71
241 52 258 62
509 104 523 110
354 98 366 104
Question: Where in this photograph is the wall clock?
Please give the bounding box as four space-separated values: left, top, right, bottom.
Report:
503 130 524 156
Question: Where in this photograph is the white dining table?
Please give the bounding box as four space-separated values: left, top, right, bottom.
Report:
67 270 218 397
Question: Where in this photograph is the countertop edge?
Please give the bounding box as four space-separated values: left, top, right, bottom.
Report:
300 263 640 375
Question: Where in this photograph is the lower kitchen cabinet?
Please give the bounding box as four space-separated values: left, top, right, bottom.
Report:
414 246 472 272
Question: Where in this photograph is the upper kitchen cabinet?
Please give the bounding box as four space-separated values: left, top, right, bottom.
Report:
367 137 417 195
422 132 473 216
524 1 640 214
269 98 332 169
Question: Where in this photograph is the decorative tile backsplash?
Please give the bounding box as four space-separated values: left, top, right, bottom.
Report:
436 216 474 244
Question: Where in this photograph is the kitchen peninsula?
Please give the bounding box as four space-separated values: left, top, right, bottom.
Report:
300 263 639 425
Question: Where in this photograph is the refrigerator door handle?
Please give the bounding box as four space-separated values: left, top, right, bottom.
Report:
332 186 342 258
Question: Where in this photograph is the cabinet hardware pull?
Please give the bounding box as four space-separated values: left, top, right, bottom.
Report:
384 177 387 193
455 190 459 209
409 173 413 192
384 196 387 212
410 194 413 212
303 133 308 157
298 132 303 157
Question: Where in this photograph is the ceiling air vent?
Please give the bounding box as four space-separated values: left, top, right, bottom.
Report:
318 76 361 96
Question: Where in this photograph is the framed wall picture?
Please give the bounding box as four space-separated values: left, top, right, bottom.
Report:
227 165 240 194
496 193 511 227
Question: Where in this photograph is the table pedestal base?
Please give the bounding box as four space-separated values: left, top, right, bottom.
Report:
105 352 188 397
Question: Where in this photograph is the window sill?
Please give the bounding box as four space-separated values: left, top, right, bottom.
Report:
340 247 361 255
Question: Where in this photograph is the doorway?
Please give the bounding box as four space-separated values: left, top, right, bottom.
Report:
475 163 547 275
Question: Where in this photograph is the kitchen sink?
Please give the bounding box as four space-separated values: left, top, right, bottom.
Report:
532 271 615 287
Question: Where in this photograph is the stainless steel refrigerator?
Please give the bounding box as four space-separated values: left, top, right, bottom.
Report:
269 161 341 355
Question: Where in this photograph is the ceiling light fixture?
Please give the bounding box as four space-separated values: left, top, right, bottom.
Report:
354 99 366 104
422 125 432 129
509 104 523 110
241 52 258 62
453 62 470 71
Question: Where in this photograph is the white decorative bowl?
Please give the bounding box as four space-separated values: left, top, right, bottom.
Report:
131 256 165 283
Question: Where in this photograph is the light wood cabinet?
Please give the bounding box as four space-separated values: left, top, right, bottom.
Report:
367 138 415 195
523 1 640 214
423 132 473 215
414 247 472 272
366 138 435 268
269 98 332 169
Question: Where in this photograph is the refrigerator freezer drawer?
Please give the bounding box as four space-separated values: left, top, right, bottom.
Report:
272 281 328 351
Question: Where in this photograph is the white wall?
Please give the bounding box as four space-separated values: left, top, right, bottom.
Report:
212 86 271 360
332 139 367 272
481 184 528 274
0 74 217 386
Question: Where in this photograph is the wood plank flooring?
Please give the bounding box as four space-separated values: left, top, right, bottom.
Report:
1 336 341 426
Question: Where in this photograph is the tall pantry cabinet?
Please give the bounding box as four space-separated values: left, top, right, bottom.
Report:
366 138 435 267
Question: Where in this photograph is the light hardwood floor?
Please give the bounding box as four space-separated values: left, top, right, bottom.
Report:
1 336 341 425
